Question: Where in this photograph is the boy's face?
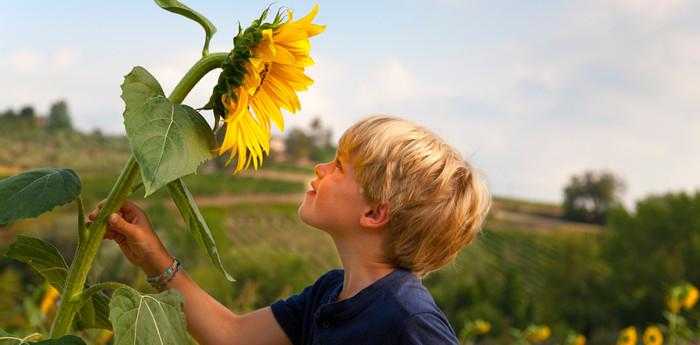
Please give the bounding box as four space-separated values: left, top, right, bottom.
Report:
298 152 382 236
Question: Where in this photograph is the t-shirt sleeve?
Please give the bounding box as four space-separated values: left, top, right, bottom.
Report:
269 269 341 345
270 284 314 345
400 312 460 345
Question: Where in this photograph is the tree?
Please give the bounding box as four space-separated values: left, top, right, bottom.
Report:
18 106 36 121
562 170 626 224
47 100 73 132
284 127 314 162
308 117 335 162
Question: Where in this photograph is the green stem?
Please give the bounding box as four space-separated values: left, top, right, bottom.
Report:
76 196 87 246
49 52 227 338
169 52 227 104
50 156 140 337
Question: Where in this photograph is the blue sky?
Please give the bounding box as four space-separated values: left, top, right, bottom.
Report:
2 0 699 208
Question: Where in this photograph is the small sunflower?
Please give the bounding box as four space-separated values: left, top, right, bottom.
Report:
209 4 325 173
617 326 637 345
667 283 699 313
682 285 698 310
473 319 491 335
525 325 551 343
642 326 663 345
39 285 60 317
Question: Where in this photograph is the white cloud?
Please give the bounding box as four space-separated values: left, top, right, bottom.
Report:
5 50 41 73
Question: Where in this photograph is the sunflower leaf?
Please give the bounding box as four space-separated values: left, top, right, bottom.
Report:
153 0 217 56
0 168 81 226
0 329 86 345
5 236 112 330
109 287 190 345
33 335 87 345
167 178 234 282
121 67 215 197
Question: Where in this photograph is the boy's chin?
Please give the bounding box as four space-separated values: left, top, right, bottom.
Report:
297 205 334 234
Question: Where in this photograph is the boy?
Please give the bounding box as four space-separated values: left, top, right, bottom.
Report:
88 115 492 345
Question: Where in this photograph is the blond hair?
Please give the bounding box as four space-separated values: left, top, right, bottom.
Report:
338 115 492 278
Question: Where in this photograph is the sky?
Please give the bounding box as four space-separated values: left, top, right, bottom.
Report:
1 0 698 209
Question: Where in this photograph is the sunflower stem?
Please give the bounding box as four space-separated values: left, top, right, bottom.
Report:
49 52 228 338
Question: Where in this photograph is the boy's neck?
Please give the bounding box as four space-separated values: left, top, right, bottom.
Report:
332 235 395 302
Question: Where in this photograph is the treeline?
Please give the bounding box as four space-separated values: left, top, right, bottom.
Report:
0 100 74 133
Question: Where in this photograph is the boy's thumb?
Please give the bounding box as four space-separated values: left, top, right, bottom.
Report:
108 213 137 237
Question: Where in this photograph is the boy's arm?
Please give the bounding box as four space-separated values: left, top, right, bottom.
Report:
88 200 293 345
160 260 293 345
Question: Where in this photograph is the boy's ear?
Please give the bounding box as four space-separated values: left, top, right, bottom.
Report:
360 202 390 230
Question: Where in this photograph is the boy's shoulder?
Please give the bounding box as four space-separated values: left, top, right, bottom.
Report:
317 267 448 318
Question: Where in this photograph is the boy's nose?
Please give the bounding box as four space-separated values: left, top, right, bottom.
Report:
314 161 332 178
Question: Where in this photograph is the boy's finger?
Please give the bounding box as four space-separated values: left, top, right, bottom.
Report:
118 201 143 222
107 213 140 238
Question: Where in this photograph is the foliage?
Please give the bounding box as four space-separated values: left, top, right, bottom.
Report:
46 101 73 133
603 191 700 326
284 117 336 164
121 66 215 197
562 170 626 224
108 287 191 345
0 169 81 226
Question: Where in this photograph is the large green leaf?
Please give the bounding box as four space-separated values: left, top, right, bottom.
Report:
168 178 234 281
0 168 81 225
120 66 165 113
121 67 215 197
0 329 85 345
4 236 112 330
153 0 217 55
109 287 190 345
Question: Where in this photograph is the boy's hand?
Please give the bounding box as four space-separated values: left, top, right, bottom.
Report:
87 199 173 277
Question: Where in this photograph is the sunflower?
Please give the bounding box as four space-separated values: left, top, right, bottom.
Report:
40 285 60 317
473 320 491 335
642 326 663 345
683 285 698 310
210 4 325 173
617 327 637 345
567 334 586 345
525 325 551 343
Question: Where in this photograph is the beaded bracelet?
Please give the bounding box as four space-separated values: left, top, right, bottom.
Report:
146 257 181 291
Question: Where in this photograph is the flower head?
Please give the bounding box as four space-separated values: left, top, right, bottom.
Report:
667 283 699 313
208 4 325 173
683 285 698 310
565 334 586 345
617 327 637 345
473 319 491 335
525 325 551 343
642 326 663 345
40 285 60 317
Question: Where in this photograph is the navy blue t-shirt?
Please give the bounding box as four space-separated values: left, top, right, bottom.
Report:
270 268 459 345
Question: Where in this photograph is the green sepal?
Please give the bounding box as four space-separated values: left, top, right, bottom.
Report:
0 168 81 226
